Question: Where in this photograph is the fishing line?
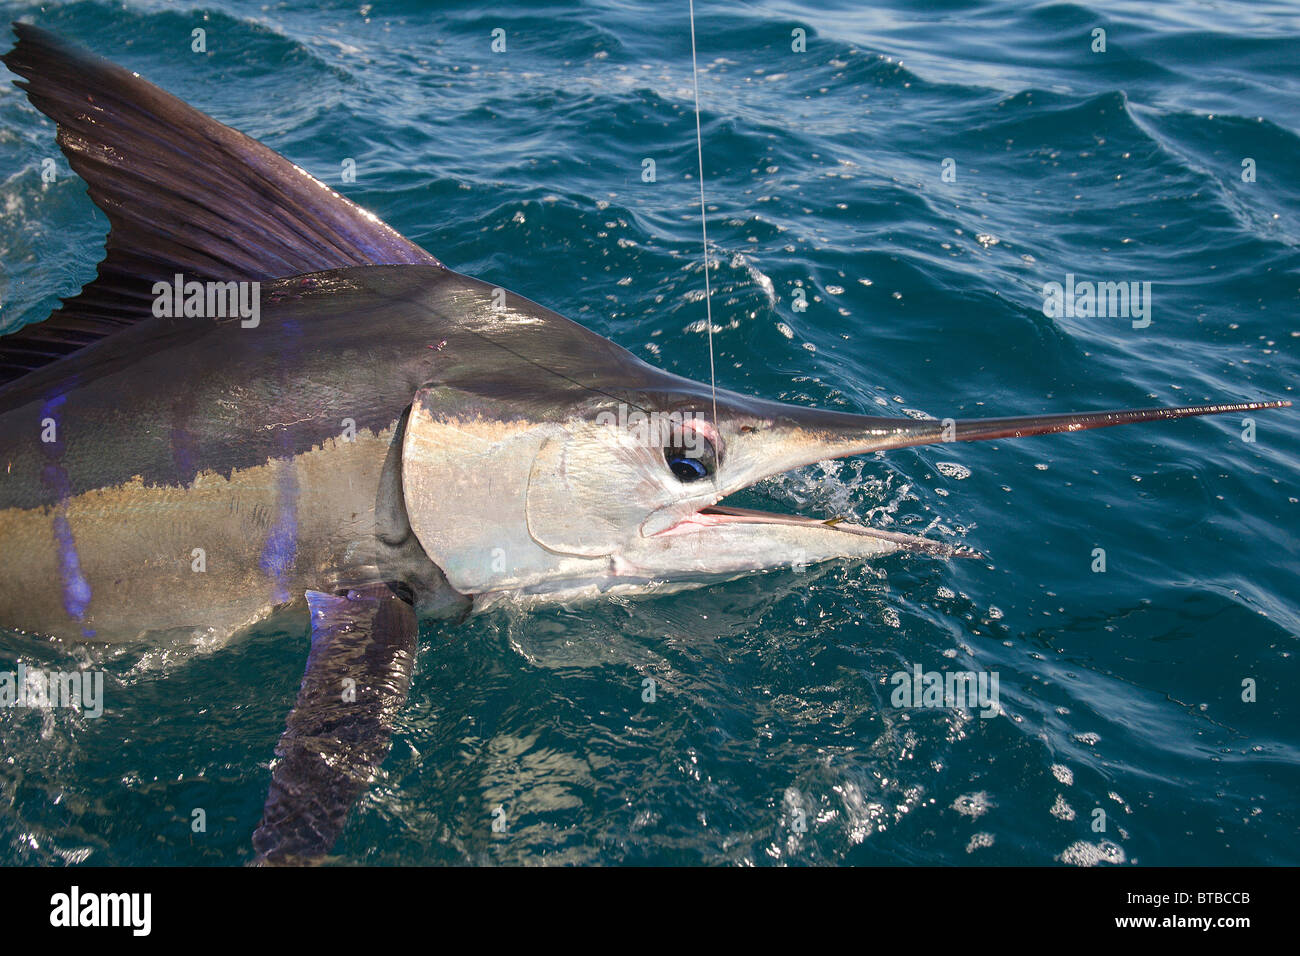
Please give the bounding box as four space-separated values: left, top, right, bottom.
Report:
688 0 719 430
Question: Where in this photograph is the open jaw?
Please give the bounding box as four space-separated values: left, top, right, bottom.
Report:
648 501 982 560
483 498 973 611
701 505 981 558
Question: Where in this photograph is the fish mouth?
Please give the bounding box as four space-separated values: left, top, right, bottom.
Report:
649 502 983 559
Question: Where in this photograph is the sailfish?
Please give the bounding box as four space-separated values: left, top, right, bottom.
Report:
0 24 1286 862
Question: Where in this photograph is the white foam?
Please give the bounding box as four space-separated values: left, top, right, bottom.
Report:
1059 840 1126 866
953 791 994 818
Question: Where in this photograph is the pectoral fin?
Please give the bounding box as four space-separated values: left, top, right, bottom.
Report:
252 585 418 865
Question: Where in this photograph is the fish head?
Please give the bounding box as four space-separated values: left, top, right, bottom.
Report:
398 364 975 608
394 271 1286 609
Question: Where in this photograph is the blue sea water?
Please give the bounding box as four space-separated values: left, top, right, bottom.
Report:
0 0 1296 865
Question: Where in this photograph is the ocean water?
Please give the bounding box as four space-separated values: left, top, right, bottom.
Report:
0 0 1296 866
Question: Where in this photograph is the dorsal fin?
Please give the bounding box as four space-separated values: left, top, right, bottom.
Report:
0 22 441 386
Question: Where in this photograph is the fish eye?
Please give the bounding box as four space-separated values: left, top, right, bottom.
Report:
663 429 717 483
667 455 708 481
